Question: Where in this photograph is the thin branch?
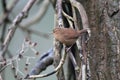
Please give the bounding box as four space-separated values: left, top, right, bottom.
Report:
0 0 19 25
21 0 50 28
27 47 67 79
0 38 38 79
1 0 10 43
67 49 79 79
20 27 50 39
0 75 3 80
25 48 54 79
7 50 22 79
0 0 37 57
2 0 7 13
1 24 6 43
62 11 74 21
0 62 11 73
70 0 91 37
62 10 74 28
72 4 78 29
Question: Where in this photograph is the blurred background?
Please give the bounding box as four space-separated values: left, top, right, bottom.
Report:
1 0 120 80
0 0 56 80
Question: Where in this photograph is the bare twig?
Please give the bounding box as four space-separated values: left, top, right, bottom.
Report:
1 24 7 43
25 48 54 79
70 0 91 37
21 0 50 28
27 47 67 79
0 0 19 25
20 27 50 39
67 49 79 79
0 75 3 80
62 10 74 28
1 0 9 42
0 38 38 79
0 0 37 57
62 11 74 21
2 0 7 13
71 4 78 29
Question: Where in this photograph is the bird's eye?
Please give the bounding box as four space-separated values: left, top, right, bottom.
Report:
53 30 55 33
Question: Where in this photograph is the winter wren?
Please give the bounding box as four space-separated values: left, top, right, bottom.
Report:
53 27 87 46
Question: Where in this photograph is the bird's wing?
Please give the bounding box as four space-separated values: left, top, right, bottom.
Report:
63 32 78 39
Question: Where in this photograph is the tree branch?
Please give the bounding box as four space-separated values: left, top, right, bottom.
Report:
70 0 91 37
56 0 63 26
0 0 19 25
26 47 67 79
25 48 54 79
21 0 50 28
0 0 37 58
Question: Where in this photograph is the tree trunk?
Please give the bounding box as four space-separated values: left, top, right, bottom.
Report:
79 0 120 80
52 0 120 80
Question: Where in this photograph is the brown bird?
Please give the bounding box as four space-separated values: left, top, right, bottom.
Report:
53 27 87 47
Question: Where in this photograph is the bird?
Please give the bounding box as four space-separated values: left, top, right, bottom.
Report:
53 27 87 47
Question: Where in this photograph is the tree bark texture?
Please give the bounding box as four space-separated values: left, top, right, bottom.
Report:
78 0 120 80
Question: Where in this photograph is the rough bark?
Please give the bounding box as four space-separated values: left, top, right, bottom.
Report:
78 0 120 80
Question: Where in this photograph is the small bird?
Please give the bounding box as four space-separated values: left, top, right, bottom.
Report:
53 27 87 47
